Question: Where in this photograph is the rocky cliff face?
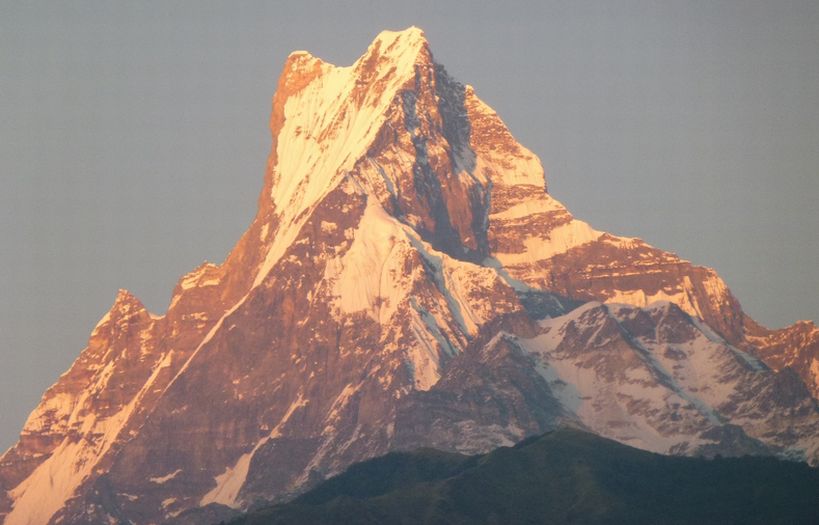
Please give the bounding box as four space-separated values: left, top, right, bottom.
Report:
1 27 817 525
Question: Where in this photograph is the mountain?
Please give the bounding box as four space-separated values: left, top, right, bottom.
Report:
226 427 819 525
1 27 817 525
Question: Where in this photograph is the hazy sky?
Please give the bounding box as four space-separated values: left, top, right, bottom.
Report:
1 1 818 451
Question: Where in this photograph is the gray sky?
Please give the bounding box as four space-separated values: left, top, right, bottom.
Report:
1 1 817 451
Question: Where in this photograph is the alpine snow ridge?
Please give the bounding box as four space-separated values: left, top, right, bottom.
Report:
1 27 817 525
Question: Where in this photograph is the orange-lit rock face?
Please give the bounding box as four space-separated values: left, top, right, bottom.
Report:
2 27 817 525
746 318 819 399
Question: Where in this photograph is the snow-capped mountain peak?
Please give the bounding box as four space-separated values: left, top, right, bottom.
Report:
1 27 817 525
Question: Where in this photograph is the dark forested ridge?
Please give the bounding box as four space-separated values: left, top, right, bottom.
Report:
227 428 819 525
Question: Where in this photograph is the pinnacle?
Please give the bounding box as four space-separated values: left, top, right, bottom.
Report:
115 288 136 303
281 27 430 75
112 288 146 312
372 26 427 46
358 26 432 69
284 49 324 69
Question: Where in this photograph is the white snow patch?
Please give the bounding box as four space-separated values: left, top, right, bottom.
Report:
149 468 182 484
5 439 92 525
489 194 563 220
185 312 209 322
161 293 252 399
606 289 701 320
495 219 602 265
254 28 428 289
517 304 721 453
604 273 730 331
199 394 309 508
179 263 220 290
406 305 448 390
402 230 499 337
6 351 174 525
324 383 362 430
327 199 409 323
320 221 338 233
